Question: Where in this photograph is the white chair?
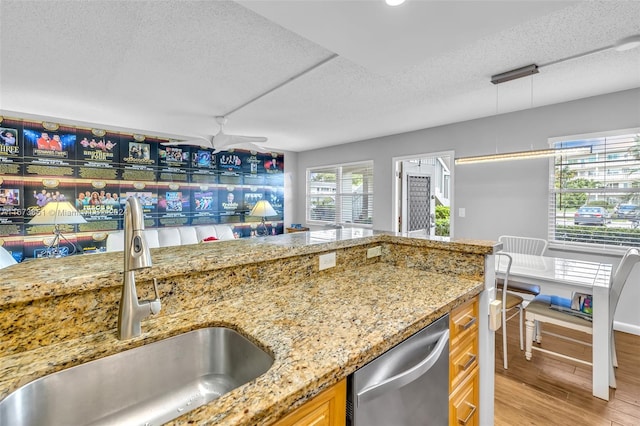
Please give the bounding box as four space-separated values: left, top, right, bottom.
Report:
498 235 548 256
177 227 199 245
106 225 238 251
524 248 640 388
497 235 548 296
496 252 524 369
157 227 181 247
142 229 160 249
195 225 218 242
106 230 125 252
214 224 236 240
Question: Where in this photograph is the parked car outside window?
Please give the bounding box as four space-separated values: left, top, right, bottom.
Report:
574 206 611 226
614 204 638 219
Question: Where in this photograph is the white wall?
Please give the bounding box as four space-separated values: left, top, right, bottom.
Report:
294 88 640 333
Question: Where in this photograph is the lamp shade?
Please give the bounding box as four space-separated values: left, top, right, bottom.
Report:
249 200 277 218
29 201 87 225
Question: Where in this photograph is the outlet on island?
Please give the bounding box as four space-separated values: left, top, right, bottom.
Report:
319 252 336 270
367 246 382 258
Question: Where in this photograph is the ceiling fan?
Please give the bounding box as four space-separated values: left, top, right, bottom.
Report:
165 116 269 153
162 55 341 154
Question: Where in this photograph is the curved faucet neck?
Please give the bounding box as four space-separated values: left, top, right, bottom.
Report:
118 196 160 340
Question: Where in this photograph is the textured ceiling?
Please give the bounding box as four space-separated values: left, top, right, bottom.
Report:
0 0 639 153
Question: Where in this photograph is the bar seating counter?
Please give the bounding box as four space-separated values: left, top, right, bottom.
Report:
0 229 496 425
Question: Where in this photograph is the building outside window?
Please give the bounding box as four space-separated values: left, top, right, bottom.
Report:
306 161 373 227
550 128 640 250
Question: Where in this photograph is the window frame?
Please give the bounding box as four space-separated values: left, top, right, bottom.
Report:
306 160 374 228
548 127 640 254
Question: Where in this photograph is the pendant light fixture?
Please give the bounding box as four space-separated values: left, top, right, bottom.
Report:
455 147 591 165
490 64 538 85
456 72 589 165
455 33 640 166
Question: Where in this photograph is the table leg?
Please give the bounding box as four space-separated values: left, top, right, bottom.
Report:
592 284 610 401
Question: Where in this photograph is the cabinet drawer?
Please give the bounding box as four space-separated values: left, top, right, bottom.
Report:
449 332 478 392
449 366 479 426
293 401 331 426
449 298 478 347
272 379 346 426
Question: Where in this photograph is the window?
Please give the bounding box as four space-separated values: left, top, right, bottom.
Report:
549 128 640 250
307 161 373 227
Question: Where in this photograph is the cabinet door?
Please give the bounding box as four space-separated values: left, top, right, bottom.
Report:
449 366 479 426
272 379 346 426
449 298 479 348
449 331 479 392
449 296 479 426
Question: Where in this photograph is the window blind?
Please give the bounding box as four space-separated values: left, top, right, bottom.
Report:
307 161 374 227
549 129 640 250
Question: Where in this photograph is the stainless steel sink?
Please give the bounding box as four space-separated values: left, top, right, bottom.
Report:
0 327 274 426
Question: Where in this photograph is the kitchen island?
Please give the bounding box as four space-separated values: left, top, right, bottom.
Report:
0 229 497 425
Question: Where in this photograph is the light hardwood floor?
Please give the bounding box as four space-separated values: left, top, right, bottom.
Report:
495 317 640 426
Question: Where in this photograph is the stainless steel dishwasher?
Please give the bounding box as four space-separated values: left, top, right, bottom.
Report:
347 314 449 426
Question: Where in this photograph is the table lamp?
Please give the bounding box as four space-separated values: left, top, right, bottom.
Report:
29 201 87 257
249 200 277 236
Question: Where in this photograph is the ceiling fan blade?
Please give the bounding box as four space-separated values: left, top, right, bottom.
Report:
212 131 233 147
213 132 267 147
162 116 269 152
162 136 213 148
228 135 268 144
241 142 271 153
212 142 269 154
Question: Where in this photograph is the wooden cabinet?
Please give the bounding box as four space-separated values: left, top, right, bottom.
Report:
272 378 346 426
286 227 310 233
449 297 479 426
273 296 480 426
450 366 479 426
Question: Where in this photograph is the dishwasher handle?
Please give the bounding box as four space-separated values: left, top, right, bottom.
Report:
357 329 449 405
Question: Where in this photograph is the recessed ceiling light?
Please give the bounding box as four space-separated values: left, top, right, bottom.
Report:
615 34 640 52
386 0 406 6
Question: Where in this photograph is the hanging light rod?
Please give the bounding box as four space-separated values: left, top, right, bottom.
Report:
491 34 640 84
540 34 640 68
454 146 591 165
615 34 640 51
473 34 639 165
491 64 539 85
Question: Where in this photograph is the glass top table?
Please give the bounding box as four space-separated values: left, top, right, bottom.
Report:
496 252 613 400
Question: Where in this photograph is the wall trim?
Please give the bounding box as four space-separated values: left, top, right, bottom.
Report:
613 320 640 336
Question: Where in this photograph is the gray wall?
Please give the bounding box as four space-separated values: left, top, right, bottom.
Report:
293 88 640 333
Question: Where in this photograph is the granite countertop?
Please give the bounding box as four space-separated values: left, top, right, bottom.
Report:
0 229 494 305
0 230 494 425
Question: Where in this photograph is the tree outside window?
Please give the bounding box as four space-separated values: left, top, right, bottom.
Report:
550 129 640 249
307 162 373 227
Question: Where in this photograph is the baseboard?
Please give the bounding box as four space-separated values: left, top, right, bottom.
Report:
613 320 640 336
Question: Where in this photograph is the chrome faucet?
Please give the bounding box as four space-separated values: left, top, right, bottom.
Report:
117 196 161 340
